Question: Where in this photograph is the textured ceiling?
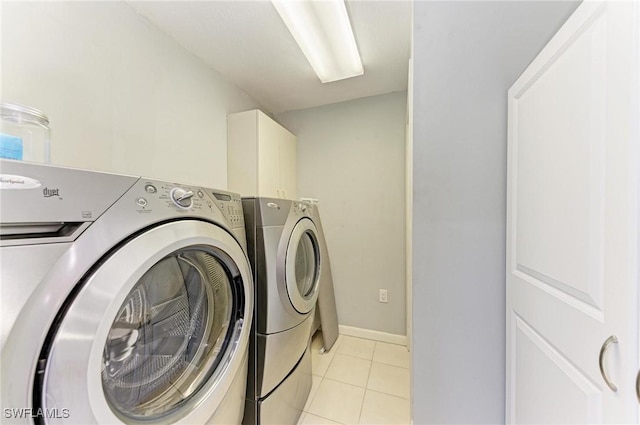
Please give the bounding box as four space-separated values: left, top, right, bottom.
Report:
129 1 411 113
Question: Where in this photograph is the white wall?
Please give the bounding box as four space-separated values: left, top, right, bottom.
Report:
1 1 259 188
277 92 407 336
411 1 580 423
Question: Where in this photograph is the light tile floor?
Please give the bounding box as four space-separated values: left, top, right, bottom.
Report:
298 332 411 425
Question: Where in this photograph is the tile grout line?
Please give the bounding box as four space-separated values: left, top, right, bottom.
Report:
361 389 412 425
332 340 409 368
303 411 348 425
339 334 407 347
303 376 322 414
367 360 411 400
356 341 377 425
321 376 367 388
333 351 375 362
306 377 362 425
323 363 373 388
322 349 337 376
366 387 412 401
365 385 411 401
374 362 410 369
370 356 411 369
304 337 411 425
333 350 410 369
313 346 337 377
310 335 409 423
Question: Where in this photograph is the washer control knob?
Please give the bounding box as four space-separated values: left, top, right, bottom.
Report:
170 188 194 209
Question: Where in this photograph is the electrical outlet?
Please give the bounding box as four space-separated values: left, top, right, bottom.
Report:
379 289 388 303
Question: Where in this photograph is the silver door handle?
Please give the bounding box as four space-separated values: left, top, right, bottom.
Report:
598 335 618 392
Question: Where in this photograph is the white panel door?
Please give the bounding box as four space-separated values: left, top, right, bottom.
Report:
506 1 639 424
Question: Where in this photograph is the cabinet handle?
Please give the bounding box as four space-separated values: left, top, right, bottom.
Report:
636 369 639 404
598 335 618 392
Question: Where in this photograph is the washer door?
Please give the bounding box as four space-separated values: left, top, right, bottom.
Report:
36 220 252 424
285 218 321 314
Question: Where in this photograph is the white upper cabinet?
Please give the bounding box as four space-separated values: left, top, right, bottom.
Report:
227 110 297 199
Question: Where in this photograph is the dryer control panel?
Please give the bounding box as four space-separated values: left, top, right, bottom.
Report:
292 200 315 217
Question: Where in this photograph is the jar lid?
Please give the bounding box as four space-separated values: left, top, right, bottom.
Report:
1 103 50 126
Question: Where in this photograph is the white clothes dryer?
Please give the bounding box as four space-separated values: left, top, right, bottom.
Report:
242 198 327 425
0 159 253 424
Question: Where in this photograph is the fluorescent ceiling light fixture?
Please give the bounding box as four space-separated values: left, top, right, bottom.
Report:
272 0 364 83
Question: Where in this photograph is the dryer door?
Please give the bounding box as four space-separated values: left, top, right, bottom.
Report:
35 220 253 424
285 218 321 314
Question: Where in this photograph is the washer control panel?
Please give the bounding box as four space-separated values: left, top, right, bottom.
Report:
136 182 207 213
170 187 195 209
208 190 244 228
129 180 244 229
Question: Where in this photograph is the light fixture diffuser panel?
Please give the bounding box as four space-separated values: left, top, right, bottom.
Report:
272 0 364 83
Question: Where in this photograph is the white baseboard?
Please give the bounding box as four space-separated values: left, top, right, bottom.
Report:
338 325 407 346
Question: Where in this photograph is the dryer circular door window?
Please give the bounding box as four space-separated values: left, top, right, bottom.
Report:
285 218 321 314
34 220 253 424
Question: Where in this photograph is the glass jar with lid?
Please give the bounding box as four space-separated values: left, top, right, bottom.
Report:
0 103 51 163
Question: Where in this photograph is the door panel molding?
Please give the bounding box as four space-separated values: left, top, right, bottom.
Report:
510 1 608 315
511 313 603 424
514 266 604 320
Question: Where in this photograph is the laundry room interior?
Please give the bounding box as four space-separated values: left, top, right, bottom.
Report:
2 1 639 425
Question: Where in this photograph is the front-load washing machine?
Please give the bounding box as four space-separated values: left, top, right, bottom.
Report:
0 159 253 424
242 198 328 425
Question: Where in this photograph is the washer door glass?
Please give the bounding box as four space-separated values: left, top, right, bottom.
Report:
102 248 233 421
295 231 319 299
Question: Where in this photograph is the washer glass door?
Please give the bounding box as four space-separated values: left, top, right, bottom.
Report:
285 218 321 314
295 232 318 298
36 220 252 424
102 248 234 420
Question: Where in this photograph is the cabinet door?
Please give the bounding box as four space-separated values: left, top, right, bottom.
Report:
227 110 259 196
257 112 282 198
279 128 297 200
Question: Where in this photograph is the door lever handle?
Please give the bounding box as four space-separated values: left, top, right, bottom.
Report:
598 335 618 392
